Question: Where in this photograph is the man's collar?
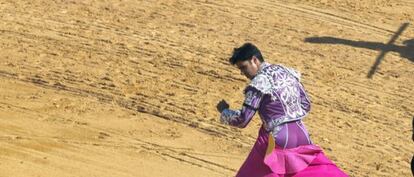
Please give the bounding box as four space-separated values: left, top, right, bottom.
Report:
259 62 271 72
251 62 270 80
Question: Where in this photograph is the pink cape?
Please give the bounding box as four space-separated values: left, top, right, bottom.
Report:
235 127 349 177
263 145 349 177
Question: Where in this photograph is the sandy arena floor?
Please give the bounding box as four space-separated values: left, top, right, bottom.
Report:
0 0 413 176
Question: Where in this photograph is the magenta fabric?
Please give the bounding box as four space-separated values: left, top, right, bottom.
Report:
264 145 322 174
292 152 349 177
236 127 273 177
236 127 349 177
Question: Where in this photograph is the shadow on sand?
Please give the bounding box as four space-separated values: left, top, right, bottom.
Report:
305 23 412 78
305 36 414 62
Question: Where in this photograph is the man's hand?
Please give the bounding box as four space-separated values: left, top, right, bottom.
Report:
216 100 229 113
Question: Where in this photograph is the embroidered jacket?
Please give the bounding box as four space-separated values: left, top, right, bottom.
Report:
220 62 311 136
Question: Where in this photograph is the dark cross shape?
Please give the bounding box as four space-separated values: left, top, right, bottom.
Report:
305 23 412 79
367 23 409 78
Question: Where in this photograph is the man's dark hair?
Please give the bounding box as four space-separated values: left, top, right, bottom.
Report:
229 43 264 65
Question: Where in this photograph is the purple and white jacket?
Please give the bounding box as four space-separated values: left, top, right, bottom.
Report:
220 62 312 149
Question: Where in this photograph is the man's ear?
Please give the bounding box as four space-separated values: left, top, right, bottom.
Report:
251 56 260 66
251 56 257 63
251 56 257 61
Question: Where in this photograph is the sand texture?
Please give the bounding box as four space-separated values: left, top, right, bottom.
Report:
0 0 413 176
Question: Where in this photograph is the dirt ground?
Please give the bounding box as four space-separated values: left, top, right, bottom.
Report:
0 0 413 176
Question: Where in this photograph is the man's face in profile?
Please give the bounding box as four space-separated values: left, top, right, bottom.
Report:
235 56 260 80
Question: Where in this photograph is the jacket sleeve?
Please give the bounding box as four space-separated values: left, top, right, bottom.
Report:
220 86 263 128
